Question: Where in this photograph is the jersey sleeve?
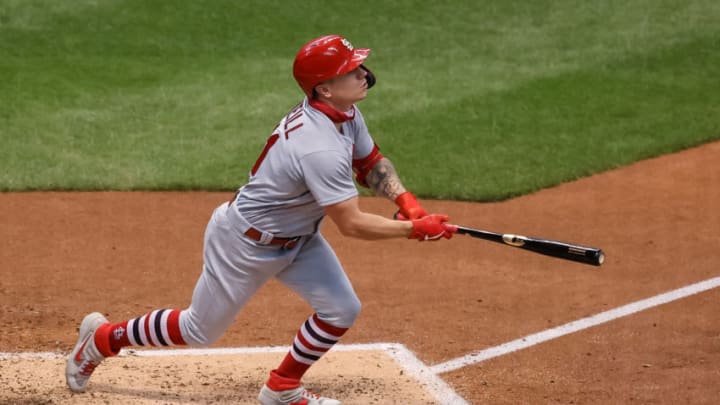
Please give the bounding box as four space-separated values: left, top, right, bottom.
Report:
350 108 376 160
299 150 359 207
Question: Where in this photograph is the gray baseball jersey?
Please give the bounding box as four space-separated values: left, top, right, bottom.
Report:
235 98 375 236
178 98 371 345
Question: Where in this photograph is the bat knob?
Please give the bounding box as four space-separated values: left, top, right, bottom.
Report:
597 251 606 265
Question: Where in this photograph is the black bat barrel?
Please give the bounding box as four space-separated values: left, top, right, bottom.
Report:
456 226 604 267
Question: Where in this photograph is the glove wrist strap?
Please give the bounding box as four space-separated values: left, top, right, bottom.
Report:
395 191 419 212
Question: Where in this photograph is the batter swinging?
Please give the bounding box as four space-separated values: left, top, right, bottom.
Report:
66 34 456 405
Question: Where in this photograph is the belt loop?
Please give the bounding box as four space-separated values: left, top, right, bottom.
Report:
282 236 301 250
258 232 274 245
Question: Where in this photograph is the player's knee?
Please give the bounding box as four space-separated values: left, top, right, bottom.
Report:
178 309 222 347
320 295 362 328
342 295 362 325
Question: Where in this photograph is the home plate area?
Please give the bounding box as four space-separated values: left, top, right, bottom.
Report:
0 344 465 404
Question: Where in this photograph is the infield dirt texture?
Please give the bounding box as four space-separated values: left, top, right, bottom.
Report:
1 142 719 404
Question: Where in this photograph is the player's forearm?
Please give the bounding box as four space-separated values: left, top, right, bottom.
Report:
336 211 412 240
365 157 407 201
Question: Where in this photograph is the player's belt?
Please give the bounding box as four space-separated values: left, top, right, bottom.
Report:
244 227 301 249
230 191 302 249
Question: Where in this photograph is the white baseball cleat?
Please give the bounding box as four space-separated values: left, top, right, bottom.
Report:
65 312 109 393
258 384 341 405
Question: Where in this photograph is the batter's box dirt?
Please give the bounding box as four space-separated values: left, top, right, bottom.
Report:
0 349 439 404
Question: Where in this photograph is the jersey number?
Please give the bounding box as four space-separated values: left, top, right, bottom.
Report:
250 133 279 176
250 105 305 176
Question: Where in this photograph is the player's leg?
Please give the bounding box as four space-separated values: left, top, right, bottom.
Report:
67 202 280 392
100 253 273 350
259 233 359 405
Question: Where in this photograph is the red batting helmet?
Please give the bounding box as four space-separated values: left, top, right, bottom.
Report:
293 35 376 97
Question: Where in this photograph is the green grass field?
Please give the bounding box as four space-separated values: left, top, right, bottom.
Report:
1 0 718 200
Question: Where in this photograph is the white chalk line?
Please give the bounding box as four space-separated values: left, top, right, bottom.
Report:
0 343 468 405
430 276 720 374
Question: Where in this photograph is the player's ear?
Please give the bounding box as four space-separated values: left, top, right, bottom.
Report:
314 83 332 99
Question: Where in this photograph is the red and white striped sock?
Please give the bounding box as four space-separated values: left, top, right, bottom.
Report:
94 309 186 357
271 313 348 382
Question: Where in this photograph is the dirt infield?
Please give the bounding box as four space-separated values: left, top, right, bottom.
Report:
1 142 719 404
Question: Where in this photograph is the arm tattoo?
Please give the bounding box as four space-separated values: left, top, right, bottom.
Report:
365 157 407 200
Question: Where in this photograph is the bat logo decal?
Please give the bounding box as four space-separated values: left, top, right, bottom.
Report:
502 234 527 247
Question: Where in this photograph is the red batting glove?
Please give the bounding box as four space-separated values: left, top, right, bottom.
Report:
409 215 458 241
395 192 428 220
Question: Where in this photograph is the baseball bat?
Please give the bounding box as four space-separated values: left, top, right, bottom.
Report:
454 225 605 266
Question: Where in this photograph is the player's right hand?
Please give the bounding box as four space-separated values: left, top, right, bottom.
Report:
409 215 457 241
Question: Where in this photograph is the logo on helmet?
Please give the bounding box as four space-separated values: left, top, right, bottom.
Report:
341 38 354 51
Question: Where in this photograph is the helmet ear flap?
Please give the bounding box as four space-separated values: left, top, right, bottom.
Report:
360 64 376 89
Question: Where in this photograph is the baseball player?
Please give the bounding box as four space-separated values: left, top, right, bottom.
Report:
66 34 456 405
